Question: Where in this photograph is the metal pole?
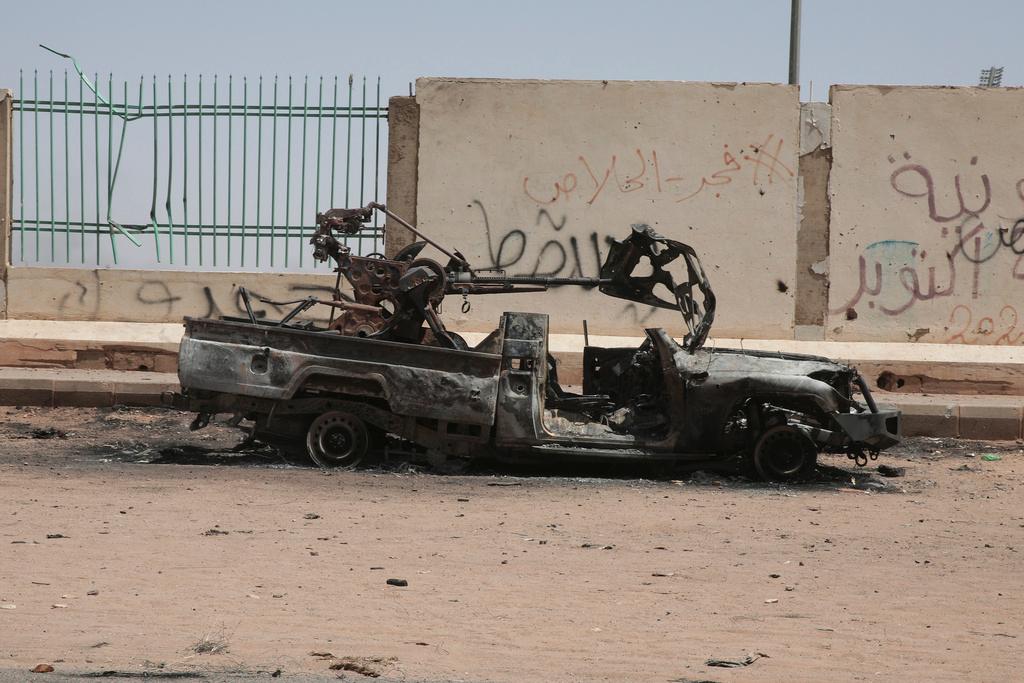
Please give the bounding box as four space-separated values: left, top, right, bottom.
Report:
788 0 801 87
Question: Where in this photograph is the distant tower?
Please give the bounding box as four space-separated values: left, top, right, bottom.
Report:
979 66 1004 87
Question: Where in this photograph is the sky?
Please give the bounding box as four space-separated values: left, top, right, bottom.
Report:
1 0 1020 99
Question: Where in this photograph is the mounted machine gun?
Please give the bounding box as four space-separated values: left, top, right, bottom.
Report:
308 203 612 349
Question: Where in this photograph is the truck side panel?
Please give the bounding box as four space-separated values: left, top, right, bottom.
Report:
179 318 502 426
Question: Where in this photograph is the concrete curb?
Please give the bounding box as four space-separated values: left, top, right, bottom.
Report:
0 367 1022 441
0 368 178 408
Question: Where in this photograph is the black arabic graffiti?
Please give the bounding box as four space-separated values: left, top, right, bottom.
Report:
474 199 606 278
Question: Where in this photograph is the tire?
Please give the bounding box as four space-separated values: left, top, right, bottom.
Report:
752 424 818 482
305 410 374 469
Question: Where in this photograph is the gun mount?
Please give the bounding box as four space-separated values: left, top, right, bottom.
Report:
309 203 612 349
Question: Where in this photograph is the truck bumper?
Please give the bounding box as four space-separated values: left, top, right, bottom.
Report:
832 408 901 450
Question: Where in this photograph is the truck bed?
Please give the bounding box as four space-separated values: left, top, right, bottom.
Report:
178 317 503 426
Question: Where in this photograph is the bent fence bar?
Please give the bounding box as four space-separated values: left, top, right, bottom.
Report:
11 70 388 271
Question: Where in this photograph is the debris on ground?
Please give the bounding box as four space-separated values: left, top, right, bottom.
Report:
31 427 67 439
981 454 1002 462
386 578 408 587
877 464 906 477
327 656 398 678
190 627 231 655
77 673 203 679
705 652 769 668
202 528 229 536
46 533 68 539
303 513 320 519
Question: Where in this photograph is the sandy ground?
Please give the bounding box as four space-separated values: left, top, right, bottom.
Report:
0 406 1021 682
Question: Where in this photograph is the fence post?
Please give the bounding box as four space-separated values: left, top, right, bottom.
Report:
384 95 419 257
0 88 12 318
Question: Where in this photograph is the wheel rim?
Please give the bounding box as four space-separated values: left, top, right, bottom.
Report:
754 425 816 481
306 411 368 468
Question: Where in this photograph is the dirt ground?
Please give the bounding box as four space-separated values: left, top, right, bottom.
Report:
0 406 1021 682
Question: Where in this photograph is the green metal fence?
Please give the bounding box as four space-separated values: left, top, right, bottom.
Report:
12 70 388 270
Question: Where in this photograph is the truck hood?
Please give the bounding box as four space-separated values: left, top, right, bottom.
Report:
701 347 852 378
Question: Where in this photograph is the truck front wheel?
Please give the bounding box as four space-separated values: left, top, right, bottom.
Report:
752 424 818 482
306 410 374 469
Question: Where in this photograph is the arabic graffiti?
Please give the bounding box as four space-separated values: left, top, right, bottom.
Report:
946 304 1024 345
832 151 1024 343
521 135 795 207
471 199 665 323
475 199 608 278
48 276 338 322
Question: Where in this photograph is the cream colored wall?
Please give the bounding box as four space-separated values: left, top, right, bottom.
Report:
827 85 1024 344
414 78 801 338
6 267 339 323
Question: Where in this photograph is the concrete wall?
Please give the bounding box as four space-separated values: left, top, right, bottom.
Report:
384 96 420 256
6 267 338 323
794 102 831 334
414 78 801 337
827 85 1024 344
7 78 1024 347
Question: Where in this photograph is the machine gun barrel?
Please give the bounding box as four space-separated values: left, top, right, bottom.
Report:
468 275 610 287
447 273 611 295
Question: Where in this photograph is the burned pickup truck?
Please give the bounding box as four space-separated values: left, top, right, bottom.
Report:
172 204 900 481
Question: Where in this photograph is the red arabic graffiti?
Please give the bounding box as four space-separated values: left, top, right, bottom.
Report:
521 135 795 206
946 304 1024 345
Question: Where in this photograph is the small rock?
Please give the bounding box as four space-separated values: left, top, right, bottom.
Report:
765 598 779 604
769 573 781 578
877 465 906 477
86 590 98 596
51 604 68 609
652 572 675 577
31 664 55 673
386 578 408 587
304 513 320 520
202 529 229 536
46 534 67 539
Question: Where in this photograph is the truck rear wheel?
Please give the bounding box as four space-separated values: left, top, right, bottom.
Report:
306 410 374 469
752 425 818 482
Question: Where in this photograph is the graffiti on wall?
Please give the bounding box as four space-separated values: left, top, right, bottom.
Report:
521 135 794 207
458 134 797 329
832 151 1024 343
42 271 341 323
